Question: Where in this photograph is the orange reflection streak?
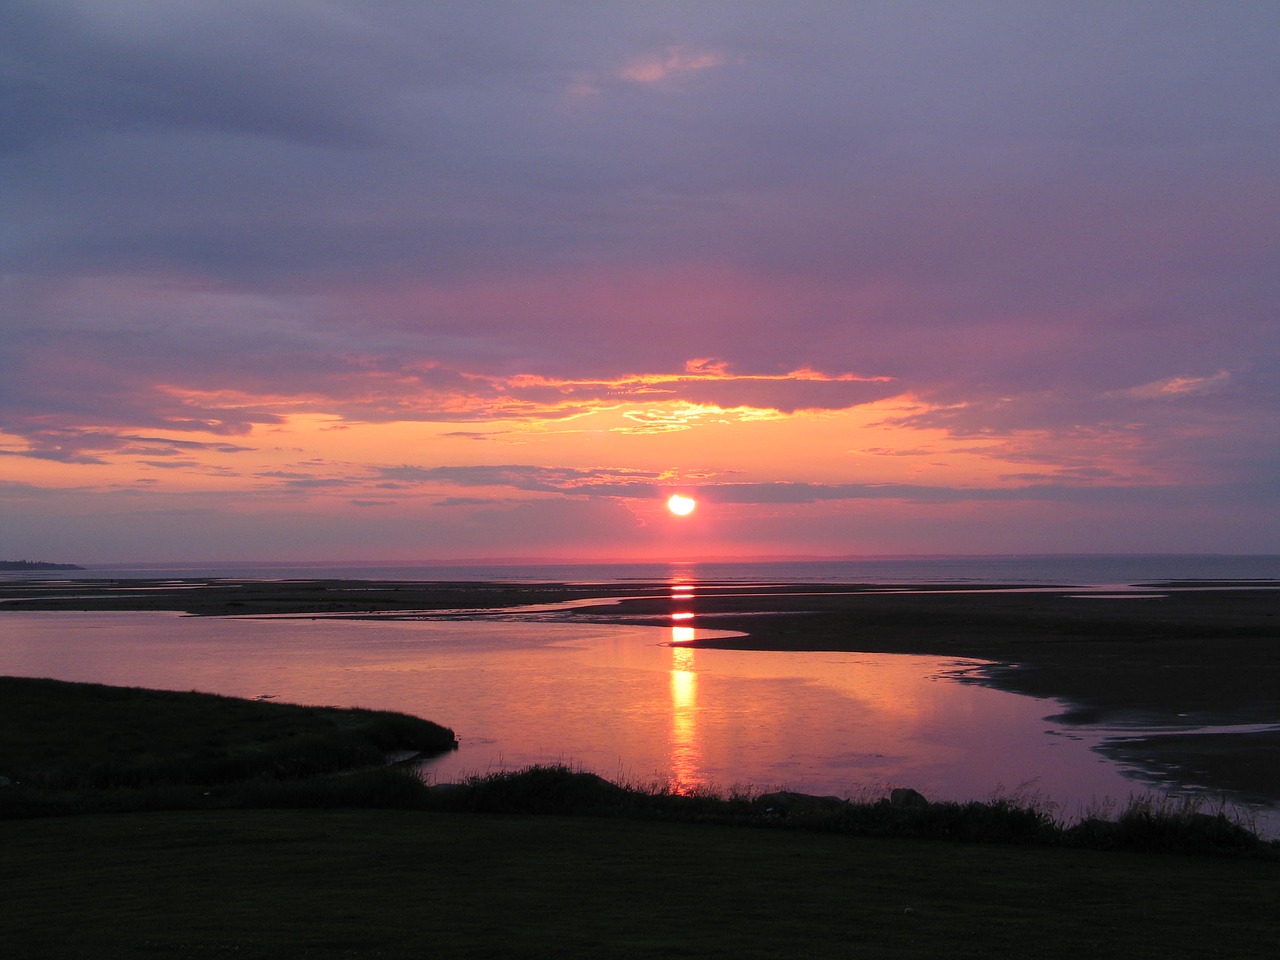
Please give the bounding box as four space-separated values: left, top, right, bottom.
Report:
669 640 702 793
671 582 696 628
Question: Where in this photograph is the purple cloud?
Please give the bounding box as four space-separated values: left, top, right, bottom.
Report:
3 2 1278 559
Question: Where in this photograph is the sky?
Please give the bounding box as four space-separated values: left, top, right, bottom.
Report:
3 1 1279 564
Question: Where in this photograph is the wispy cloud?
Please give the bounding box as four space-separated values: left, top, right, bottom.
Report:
568 44 733 99
618 46 730 85
1120 371 1234 400
365 462 1166 508
376 464 664 497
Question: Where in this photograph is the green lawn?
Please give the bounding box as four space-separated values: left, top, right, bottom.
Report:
4 808 1278 959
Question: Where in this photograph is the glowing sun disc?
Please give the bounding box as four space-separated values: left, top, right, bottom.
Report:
667 494 697 516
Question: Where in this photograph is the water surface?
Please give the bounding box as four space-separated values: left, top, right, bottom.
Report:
0 609 1225 826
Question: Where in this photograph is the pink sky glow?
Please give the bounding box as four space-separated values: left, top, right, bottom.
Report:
2 2 1279 563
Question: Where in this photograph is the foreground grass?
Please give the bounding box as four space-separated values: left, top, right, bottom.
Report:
4 807 1279 960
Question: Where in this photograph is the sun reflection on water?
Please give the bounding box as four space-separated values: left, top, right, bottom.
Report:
670 580 695 601
669 633 703 792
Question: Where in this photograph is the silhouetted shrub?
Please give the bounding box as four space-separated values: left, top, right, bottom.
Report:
428 765 629 814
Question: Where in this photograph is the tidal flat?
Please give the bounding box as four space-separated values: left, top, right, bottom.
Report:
3 577 1279 805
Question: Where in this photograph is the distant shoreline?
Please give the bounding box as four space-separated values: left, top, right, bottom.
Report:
0 561 84 571
14 553 1280 586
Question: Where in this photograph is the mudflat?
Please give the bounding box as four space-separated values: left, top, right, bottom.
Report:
3 577 1278 803
598 584 1280 806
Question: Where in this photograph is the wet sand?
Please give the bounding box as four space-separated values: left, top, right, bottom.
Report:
4 577 1279 803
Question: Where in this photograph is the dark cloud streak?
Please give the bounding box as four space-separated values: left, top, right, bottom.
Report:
370 462 1210 509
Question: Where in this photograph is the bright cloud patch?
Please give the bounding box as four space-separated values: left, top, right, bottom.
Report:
620 403 783 434
503 364 896 419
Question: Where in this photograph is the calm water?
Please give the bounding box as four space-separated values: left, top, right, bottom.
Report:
15 553 1280 585
3 607 1272 832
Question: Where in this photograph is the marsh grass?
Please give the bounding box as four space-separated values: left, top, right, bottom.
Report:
1066 792 1267 854
0 675 455 814
419 764 1277 858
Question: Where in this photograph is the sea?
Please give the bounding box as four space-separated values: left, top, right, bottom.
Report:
15 553 1280 585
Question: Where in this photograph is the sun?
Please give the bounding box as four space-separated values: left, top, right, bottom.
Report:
667 494 697 516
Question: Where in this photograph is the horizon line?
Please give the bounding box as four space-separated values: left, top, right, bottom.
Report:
56 551 1280 568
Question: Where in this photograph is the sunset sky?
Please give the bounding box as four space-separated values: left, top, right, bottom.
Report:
3 1 1279 563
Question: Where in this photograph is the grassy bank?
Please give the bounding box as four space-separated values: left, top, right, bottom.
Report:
0 676 456 814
